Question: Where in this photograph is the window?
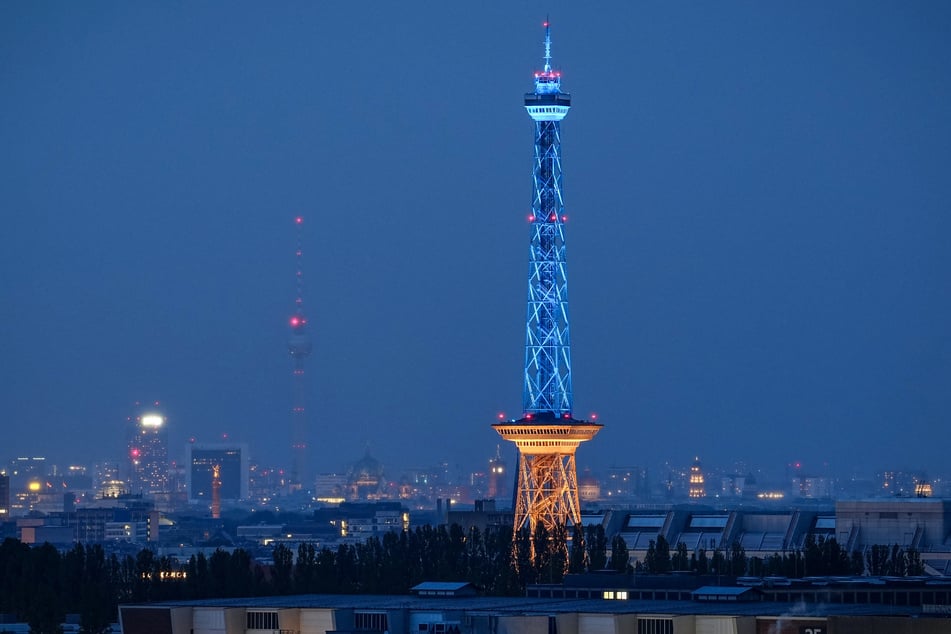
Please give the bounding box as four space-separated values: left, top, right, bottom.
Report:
637 618 673 634
246 612 279 630
354 612 388 632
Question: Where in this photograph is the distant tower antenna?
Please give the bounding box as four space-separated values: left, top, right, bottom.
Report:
288 216 313 492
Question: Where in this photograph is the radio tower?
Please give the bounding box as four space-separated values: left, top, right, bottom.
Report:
493 21 601 547
288 216 313 492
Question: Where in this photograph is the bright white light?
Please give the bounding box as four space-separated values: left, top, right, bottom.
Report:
141 414 164 427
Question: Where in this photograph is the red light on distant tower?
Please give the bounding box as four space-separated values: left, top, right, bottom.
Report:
295 216 303 224
290 316 301 327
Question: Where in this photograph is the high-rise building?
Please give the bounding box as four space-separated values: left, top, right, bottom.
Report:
186 443 249 504
487 446 507 500
688 457 706 499
126 406 169 495
493 22 601 546
0 473 9 517
288 216 313 491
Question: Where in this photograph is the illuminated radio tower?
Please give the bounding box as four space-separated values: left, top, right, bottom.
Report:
493 22 601 541
288 216 313 491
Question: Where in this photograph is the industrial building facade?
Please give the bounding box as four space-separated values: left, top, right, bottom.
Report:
120 592 951 634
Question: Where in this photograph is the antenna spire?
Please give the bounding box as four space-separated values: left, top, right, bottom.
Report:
294 216 304 316
543 18 552 73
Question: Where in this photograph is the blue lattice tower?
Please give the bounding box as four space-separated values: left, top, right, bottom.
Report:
493 22 601 542
288 216 313 491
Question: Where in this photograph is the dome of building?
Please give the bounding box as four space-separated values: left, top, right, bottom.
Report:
347 448 384 500
579 468 601 502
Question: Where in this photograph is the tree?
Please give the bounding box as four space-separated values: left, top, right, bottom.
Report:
609 534 630 573
671 542 689 572
26 543 65 634
568 523 587 573
729 541 746 576
695 548 709 574
850 549 865 575
654 535 671 574
866 544 889 576
906 548 924 576
272 544 294 595
644 539 658 574
130 548 155 602
295 543 317 593
710 549 725 577
585 524 608 571
78 545 115 634
889 544 906 577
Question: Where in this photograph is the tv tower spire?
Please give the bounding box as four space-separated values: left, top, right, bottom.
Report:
288 215 312 492
493 21 601 549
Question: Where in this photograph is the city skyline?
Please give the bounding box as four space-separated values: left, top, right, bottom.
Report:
2 4 950 480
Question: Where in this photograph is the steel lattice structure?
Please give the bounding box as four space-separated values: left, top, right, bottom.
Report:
494 22 601 547
523 25 572 417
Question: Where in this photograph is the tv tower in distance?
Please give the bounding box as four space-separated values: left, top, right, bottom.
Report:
493 21 601 548
288 215 313 492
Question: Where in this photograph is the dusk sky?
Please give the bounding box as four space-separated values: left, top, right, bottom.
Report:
2 3 949 483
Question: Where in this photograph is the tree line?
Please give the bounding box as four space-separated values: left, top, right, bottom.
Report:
0 526 928 633
637 533 925 577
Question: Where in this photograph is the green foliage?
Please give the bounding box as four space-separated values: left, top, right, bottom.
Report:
568 523 587 573
609 534 629 573
671 541 689 572
585 524 608 570
729 541 747 576
8 524 936 620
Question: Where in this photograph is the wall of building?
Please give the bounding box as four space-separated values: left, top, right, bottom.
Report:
836 499 951 550
299 608 335 634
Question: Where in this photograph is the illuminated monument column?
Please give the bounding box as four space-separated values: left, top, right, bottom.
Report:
288 216 313 492
493 22 601 539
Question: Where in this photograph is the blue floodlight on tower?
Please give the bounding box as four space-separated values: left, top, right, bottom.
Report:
493 22 601 545
523 21 574 418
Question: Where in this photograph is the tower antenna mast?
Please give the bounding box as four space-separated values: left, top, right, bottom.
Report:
493 21 601 560
288 216 313 492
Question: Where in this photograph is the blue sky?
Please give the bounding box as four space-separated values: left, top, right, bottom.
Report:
1 2 949 483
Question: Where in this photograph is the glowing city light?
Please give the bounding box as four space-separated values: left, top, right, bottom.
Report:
141 414 164 427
